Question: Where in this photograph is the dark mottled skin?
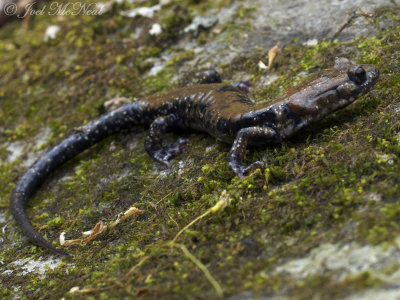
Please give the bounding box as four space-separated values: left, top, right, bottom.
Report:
10 58 379 256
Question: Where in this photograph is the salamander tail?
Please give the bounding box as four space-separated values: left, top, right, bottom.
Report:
9 102 143 255
10 190 72 257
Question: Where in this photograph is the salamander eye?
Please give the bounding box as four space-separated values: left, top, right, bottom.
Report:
348 66 367 85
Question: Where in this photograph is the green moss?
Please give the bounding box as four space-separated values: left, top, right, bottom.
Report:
166 49 195 67
162 11 191 39
47 217 65 227
233 6 257 19
357 36 383 65
1 2 400 300
4 122 34 141
300 40 340 71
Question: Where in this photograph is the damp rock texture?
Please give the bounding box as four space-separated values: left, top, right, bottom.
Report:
0 0 399 299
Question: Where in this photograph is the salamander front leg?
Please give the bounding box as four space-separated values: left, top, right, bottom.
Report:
229 127 281 177
145 115 188 168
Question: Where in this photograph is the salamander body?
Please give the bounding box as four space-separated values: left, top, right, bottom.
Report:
10 58 379 256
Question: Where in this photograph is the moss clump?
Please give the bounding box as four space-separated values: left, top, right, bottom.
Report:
47 216 65 227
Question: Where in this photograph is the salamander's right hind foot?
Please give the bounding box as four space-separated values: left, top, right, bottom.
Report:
145 115 188 168
150 138 189 168
147 138 189 168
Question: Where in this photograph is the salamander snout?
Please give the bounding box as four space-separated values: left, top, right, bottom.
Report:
347 65 367 85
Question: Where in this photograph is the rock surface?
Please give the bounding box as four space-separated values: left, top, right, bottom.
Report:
0 0 399 299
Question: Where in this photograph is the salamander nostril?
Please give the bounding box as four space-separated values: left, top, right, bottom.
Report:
348 66 367 85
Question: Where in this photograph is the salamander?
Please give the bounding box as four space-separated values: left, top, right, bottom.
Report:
9 57 379 256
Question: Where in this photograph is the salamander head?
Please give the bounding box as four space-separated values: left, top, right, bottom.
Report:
336 62 379 103
285 57 379 122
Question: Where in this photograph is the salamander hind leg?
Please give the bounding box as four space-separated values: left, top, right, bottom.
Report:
229 127 281 177
145 115 188 168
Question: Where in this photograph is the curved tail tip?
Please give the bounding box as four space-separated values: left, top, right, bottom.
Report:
48 246 73 257
55 249 73 257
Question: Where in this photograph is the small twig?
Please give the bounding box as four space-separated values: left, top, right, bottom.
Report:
359 8 374 18
331 11 359 41
127 256 150 276
165 191 234 296
155 191 173 205
173 243 224 298
170 190 232 244
171 210 211 244
167 213 180 229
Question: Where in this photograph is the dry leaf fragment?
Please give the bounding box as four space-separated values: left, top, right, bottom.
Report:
212 28 222 34
258 60 268 70
60 206 144 248
61 221 104 246
109 206 144 228
69 286 96 294
268 42 280 68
